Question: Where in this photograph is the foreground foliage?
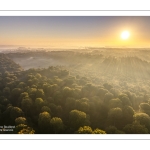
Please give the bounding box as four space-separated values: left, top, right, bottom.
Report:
0 50 150 134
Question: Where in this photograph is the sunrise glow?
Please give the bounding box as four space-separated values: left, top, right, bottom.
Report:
121 31 130 40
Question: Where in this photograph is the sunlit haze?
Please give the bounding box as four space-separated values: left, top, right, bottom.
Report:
0 16 150 49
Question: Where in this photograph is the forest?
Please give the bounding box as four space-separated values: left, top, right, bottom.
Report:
1 48 150 134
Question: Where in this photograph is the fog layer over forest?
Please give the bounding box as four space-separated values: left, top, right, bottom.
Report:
8 48 150 91
1 48 150 134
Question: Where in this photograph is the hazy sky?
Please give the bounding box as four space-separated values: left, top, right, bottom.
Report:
0 16 150 48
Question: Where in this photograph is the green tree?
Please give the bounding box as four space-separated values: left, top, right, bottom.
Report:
15 124 35 134
11 88 22 105
15 124 28 133
97 88 109 100
36 89 45 99
38 111 51 133
63 87 73 98
17 82 26 89
27 88 37 101
73 87 81 99
133 113 150 131
65 97 76 112
35 98 44 112
56 105 63 118
69 109 89 130
105 126 124 134
10 107 24 122
15 117 27 125
19 92 29 101
50 117 64 133
123 122 149 134
108 98 122 109
122 106 134 125
139 103 150 116
108 107 123 128
49 103 57 116
109 88 120 98
0 96 10 106
103 82 113 91
2 105 13 124
76 126 93 134
21 96 33 115
41 106 51 114
119 95 132 106
43 84 52 96
3 87 10 97
18 127 35 134
79 101 89 113
81 83 98 97
35 73 42 79
92 128 106 134
53 91 63 105
75 98 90 114
104 92 114 104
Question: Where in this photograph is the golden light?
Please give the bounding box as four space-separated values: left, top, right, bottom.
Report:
121 31 130 40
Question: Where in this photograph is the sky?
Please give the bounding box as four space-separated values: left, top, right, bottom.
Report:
0 16 150 49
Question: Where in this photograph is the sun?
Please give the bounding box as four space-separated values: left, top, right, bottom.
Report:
121 31 130 40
